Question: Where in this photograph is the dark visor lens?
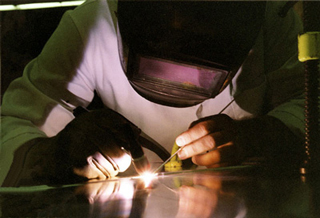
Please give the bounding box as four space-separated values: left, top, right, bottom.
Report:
134 55 228 95
127 53 230 107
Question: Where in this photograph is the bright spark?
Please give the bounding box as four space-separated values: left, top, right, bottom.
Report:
140 172 157 188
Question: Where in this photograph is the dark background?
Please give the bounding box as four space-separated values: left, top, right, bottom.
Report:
1 1 77 102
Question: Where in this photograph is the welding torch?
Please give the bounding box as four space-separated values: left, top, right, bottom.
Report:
73 106 151 175
122 124 151 175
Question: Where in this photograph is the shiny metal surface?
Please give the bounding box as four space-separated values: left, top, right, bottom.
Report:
1 166 319 217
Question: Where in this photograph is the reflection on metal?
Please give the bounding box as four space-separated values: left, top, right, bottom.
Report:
1 166 319 217
0 1 84 11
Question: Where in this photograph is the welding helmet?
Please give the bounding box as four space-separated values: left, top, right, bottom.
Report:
117 1 266 107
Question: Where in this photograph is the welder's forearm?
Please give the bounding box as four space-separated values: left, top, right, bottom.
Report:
2 138 60 187
235 115 305 163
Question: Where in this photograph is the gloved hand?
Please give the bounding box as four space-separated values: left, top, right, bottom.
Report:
175 114 304 169
175 114 241 168
9 108 140 186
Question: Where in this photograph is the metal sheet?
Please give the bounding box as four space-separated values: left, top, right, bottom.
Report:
0 166 319 217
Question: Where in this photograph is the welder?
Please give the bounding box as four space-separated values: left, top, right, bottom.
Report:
1 0 306 186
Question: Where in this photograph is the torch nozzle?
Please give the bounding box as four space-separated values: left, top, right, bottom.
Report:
133 155 151 175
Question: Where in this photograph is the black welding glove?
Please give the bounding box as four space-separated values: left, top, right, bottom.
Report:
3 108 140 187
176 114 304 172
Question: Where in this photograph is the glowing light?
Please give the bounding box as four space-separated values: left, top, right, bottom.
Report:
140 172 157 188
0 1 84 11
17 2 61 10
0 5 16 11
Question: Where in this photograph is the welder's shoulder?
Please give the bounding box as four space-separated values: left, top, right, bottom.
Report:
70 0 116 21
265 1 301 25
61 0 117 37
263 1 302 50
265 1 287 14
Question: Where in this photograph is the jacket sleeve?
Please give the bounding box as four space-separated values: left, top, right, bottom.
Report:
0 0 111 185
263 2 306 139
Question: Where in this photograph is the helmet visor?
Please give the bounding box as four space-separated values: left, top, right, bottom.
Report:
117 1 266 107
127 52 230 107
